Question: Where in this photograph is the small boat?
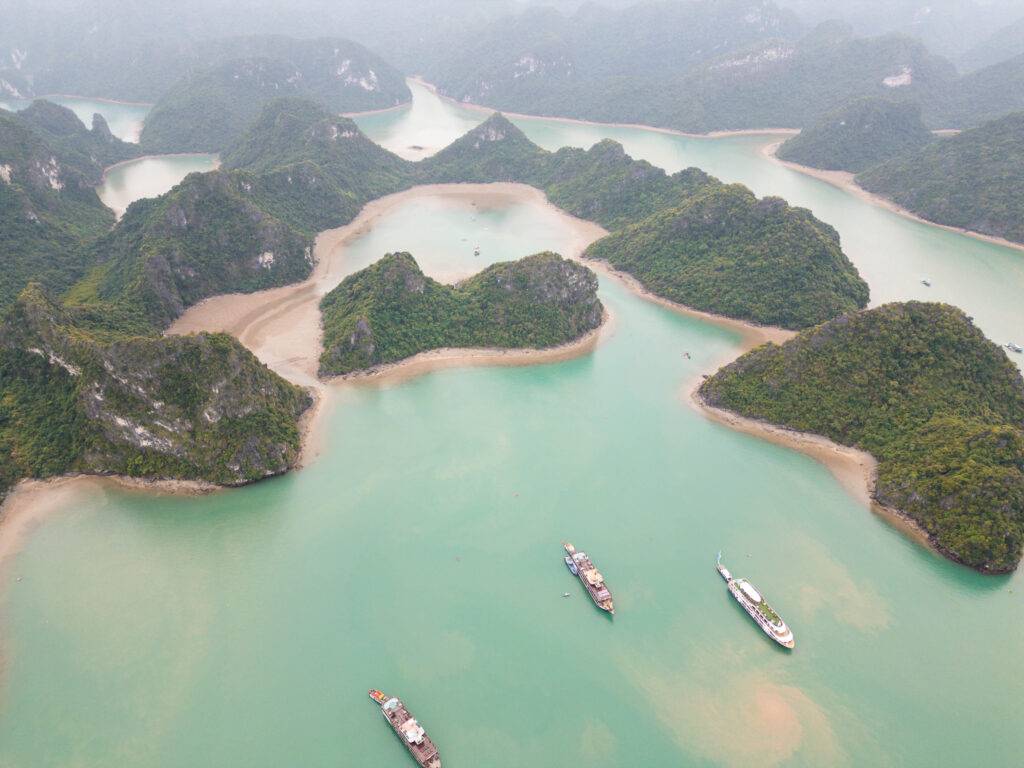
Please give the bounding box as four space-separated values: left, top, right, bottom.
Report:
921 278 932 287
1006 342 1023 354
368 689 442 768
473 245 481 256
716 552 794 649
563 542 614 614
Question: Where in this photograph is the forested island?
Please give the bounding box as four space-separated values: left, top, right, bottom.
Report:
585 184 868 329
700 302 1024 573
777 97 935 173
857 111 1024 246
319 252 603 375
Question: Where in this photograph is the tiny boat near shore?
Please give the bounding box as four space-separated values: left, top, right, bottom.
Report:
564 542 614 614
1006 342 1022 354
716 552 794 649
368 689 442 768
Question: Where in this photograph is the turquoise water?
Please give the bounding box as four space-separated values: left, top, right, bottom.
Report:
98 154 219 217
0 95 150 143
358 80 1024 369
1 82 1023 767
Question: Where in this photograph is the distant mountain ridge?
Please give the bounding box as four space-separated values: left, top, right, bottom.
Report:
139 37 410 153
1 33 410 108
424 5 1024 132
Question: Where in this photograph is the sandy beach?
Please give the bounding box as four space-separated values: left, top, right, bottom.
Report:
763 140 1024 255
332 310 611 387
168 183 609 386
692 386 934 550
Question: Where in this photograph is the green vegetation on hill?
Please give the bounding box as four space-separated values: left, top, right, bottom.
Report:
223 98 412 211
221 103 868 331
420 117 713 230
857 111 1024 245
17 100 142 180
0 96 871 498
140 58 305 154
586 184 868 328
139 36 410 153
937 53 1024 128
68 170 314 333
0 103 139 311
700 302 1024 572
418 114 549 183
0 283 312 498
319 252 603 375
538 142 712 231
777 98 935 172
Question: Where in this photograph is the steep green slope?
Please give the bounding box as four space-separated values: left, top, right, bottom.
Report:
319 252 603 375
16 99 141 178
857 111 1024 245
223 98 413 209
938 53 1024 127
420 115 713 230
586 184 869 329
418 113 549 183
538 141 712 230
0 284 312 498
140 58 306 154
67 170 314 334
0 107 121 310
777 98 935 172
700 302 1024 572
139 36 410 154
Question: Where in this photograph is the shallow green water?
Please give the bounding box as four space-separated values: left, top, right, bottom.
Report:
0 95 150 143
1 83 1023 767
97 154 219 217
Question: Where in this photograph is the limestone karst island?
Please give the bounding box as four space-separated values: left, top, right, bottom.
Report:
1 1 1023 765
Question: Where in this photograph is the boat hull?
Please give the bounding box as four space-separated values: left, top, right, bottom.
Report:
368 691 442 768
727 582 795 648
564 542 614 614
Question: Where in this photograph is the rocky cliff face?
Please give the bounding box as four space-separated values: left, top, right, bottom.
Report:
0 284 312 496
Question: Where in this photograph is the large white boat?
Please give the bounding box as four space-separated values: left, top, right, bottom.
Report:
716 553 794 649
